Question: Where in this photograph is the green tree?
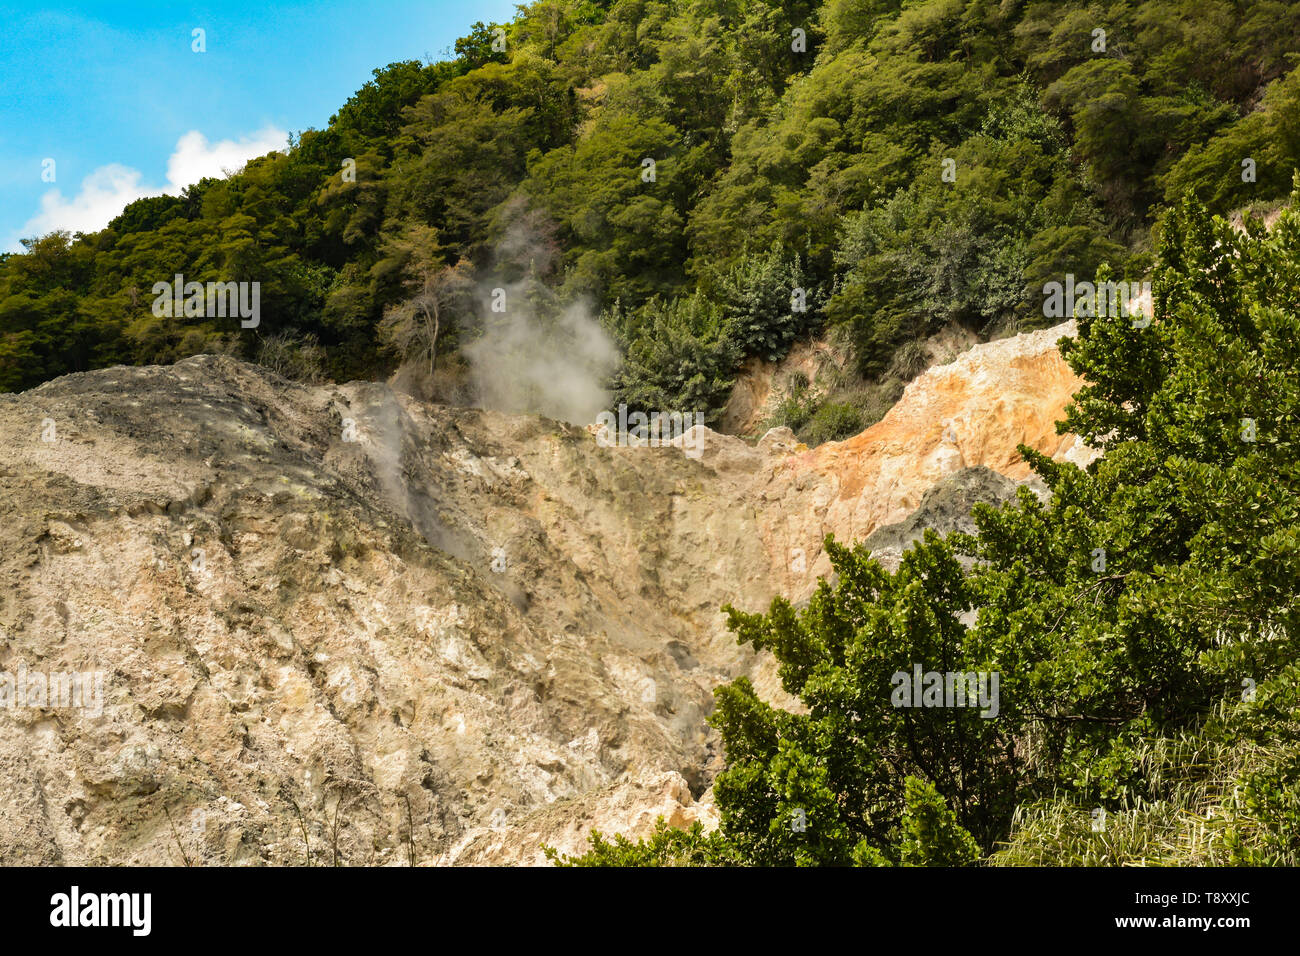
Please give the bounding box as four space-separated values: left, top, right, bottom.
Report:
374 225 476 384
609 292 741 422
545 819 737 867
564 188 1300 866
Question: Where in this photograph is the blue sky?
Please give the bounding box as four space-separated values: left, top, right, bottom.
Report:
0 1 518 251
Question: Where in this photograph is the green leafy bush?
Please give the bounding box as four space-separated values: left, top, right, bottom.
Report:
557 189 1300 866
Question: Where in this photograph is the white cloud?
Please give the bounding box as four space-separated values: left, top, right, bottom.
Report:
8 125 287 250
164 127 288 194
18 164 160 241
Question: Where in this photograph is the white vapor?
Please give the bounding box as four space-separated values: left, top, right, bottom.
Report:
464 296 620 427
9 126 287 250
457 211 621 426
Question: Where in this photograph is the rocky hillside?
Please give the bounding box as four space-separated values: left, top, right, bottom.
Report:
0 322 1090 865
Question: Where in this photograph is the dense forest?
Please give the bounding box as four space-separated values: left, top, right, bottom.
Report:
552 192 1300 866
2 0 1298 867
3 0 1299 440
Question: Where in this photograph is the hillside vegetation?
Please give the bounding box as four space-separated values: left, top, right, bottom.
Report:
3 0 1299 435
552 192 1300 866
2 1 1298 868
